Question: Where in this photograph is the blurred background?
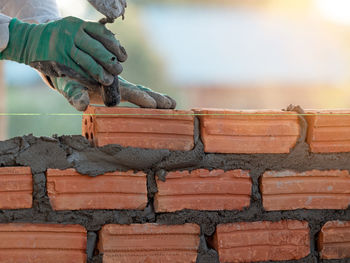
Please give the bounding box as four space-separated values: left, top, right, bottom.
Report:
2 0 350 139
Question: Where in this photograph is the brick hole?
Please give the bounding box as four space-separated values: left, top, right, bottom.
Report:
85 132 89 140
90 133 94 140
84 119 87 125
90 116 93 123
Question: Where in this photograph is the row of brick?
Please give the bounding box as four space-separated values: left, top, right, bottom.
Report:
214 220 350 262
0 223 199 263
83 106 350 153
0 220 348 262
5 167 350 212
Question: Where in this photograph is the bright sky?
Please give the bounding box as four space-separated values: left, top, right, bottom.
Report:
315 0 350 24
55 0 350 25
141 5 350 86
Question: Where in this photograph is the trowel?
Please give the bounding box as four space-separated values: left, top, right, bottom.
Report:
87 0 127 107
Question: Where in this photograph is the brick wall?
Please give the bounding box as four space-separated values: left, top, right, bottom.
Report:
1 106 350 262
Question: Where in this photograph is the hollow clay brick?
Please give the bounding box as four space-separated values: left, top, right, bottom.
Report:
82 106 194 151
261 170 350 210
0 167 32 209
319 221 350 259
306 110 350 153
0 223 86 263
47 168 147 210
194 109 300 153
98 223 200 263
155 169 251 212
212 220 310 262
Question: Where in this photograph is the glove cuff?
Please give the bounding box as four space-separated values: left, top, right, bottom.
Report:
0 18 36 63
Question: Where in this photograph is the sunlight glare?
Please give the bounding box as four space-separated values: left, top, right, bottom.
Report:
316 0 350 24
56 0 88 18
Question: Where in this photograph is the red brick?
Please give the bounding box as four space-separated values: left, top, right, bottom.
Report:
306 110 350 153
261 170 350 211
0 167 32 209
98 223 200 263
212 220 310 262
0 223 86 263
319 221 350 259
155 169 251 212
194 109 300 153
83 106 194 151
47 168 147 210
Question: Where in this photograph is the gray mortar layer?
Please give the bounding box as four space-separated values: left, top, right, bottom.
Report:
0 114 350 262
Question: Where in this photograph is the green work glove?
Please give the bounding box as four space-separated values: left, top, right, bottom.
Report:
118 76 176 109
49 76 176 111
50 77 90 111
0 16 127 88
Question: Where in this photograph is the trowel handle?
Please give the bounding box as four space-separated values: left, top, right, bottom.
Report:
101 76 121 107
98 17 121 107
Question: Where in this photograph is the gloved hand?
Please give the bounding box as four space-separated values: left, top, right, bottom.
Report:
0 16 127 88
118 76 176 109
49 75 176 111
50 77 90 111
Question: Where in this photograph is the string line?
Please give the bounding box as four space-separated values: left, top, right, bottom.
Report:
1 113 350 116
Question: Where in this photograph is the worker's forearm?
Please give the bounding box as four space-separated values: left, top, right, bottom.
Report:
0 0 60 23
0 14 11 52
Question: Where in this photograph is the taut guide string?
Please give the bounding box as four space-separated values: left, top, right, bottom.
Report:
0 113 349 116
